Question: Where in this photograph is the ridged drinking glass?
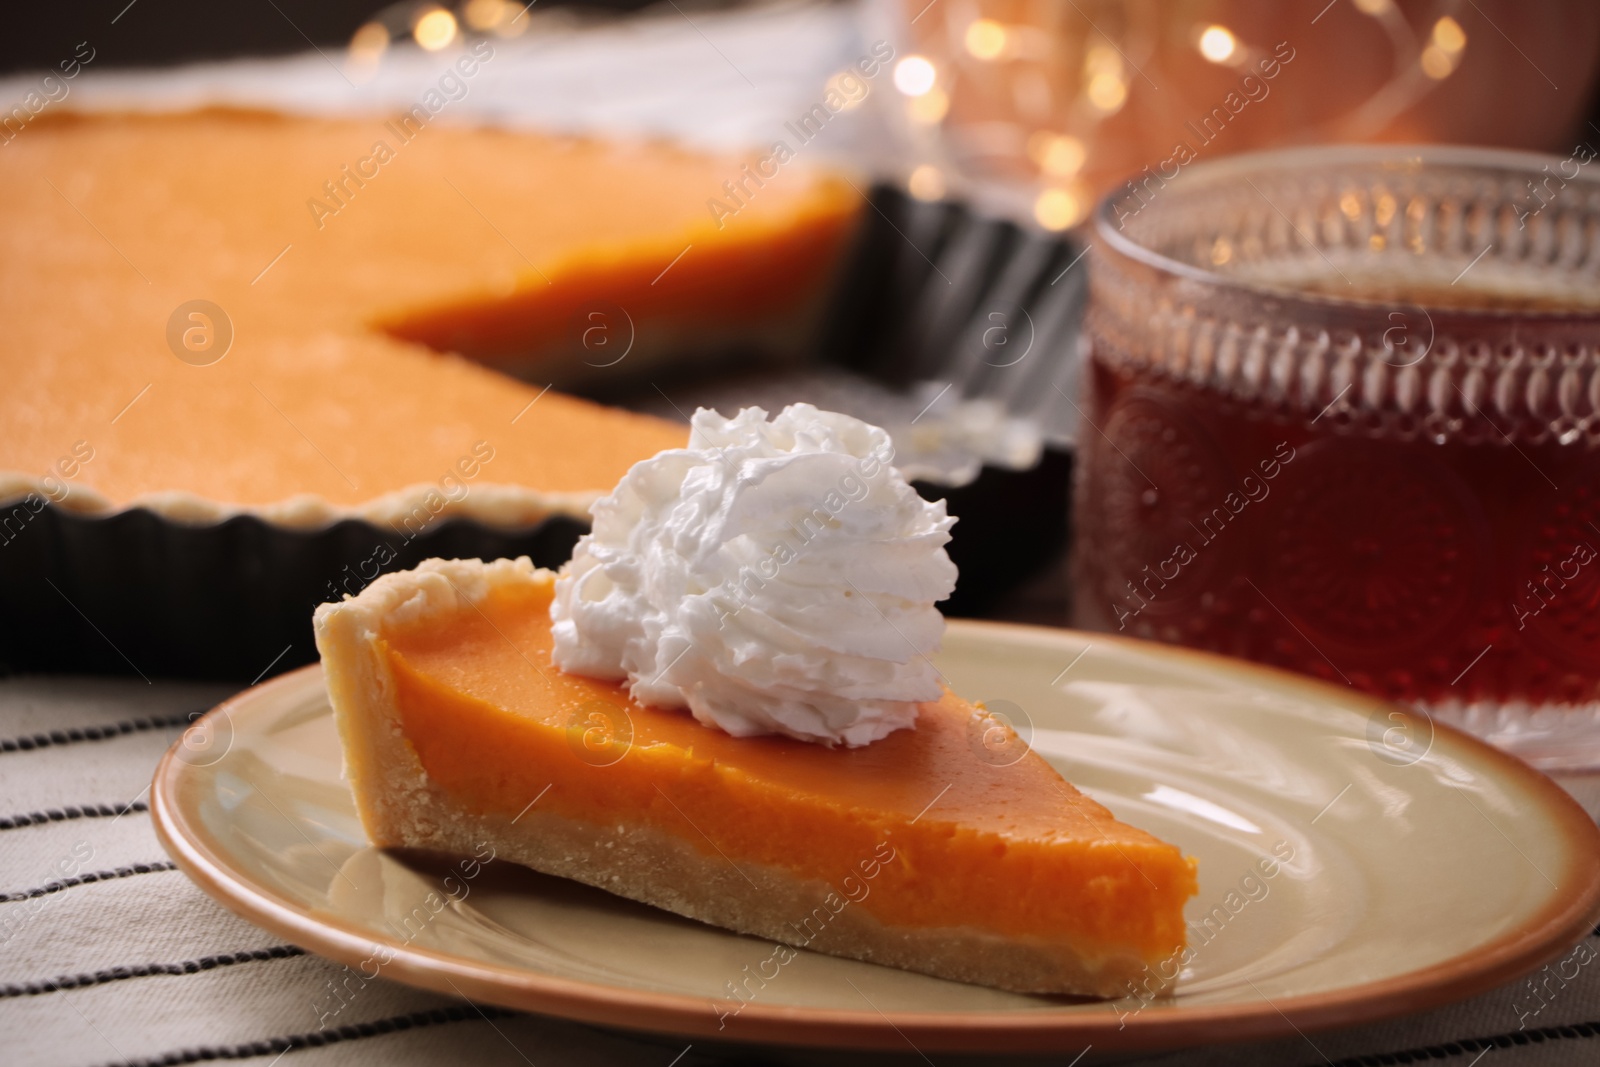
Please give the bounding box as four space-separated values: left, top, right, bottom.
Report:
1074 145 1600 770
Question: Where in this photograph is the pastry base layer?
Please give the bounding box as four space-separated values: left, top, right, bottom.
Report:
366 770 1155 998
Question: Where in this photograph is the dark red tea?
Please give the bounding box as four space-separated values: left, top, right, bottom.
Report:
1073 357 1600 711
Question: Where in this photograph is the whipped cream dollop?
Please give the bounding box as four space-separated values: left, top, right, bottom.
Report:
550 404 957 746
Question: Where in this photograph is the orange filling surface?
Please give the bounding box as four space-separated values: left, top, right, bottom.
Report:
385 580 1197 959
1 110 858 513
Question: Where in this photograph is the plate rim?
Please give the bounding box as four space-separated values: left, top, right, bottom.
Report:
151 621 1600 1053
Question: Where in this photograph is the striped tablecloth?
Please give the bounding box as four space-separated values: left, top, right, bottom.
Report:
2 674 1597 1067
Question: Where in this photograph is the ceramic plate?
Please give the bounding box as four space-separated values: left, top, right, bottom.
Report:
151 621 1600 1054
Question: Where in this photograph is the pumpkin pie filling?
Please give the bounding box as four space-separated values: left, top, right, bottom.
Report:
0 110 859 527
383 574 1197 961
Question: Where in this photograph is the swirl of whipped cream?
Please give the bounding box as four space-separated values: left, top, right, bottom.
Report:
550 403 957 746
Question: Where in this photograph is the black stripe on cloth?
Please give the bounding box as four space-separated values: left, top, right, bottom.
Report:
1 945 305 999
1 860 177 901
0 713 200 754
86 1004 517 1067
1306 1018 1600 1066
0 802 147 831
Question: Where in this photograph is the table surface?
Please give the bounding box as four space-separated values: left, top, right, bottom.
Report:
4 2 1600 1063
3 675 1598 1067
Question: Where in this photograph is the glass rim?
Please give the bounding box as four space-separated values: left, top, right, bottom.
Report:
1091 142 1600 322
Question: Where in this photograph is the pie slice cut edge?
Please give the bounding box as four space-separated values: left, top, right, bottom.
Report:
313 557 1199 997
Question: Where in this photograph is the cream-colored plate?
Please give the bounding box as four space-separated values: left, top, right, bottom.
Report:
152 621 1600 1054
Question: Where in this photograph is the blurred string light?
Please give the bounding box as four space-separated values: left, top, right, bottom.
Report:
908 164 947 200
346 21 390 79
964 19 1007 60
1033 186 1085 230
462 0 526 33
1082 44 1128 114
893 55 939 96
1085 70 1128 112
1197 25 1237 65
896 1 1469 230
1432 14 1466 51
1028 133 1086 179
1421 15 1466 78
909 86 950 124
345 0 529 79
413 7 458 51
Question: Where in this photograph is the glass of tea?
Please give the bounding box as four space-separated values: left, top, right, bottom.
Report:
1073 145 1600 770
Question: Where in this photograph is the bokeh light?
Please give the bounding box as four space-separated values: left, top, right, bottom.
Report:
908 164 946 201
1432 16 1466 53
1198 25 1237 64
1086 72 1127 113
1029 133 1086 179
462 0 508 31
909 86 950 124
413 8 458 51
1033 187 1084 230
965 19 1007 61
346 21 389 81
894 55 938 96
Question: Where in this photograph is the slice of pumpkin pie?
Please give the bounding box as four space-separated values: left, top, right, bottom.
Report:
314 406 1197 996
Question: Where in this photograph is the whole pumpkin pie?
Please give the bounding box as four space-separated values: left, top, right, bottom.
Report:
314 407 1198 996
0 109 858 528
